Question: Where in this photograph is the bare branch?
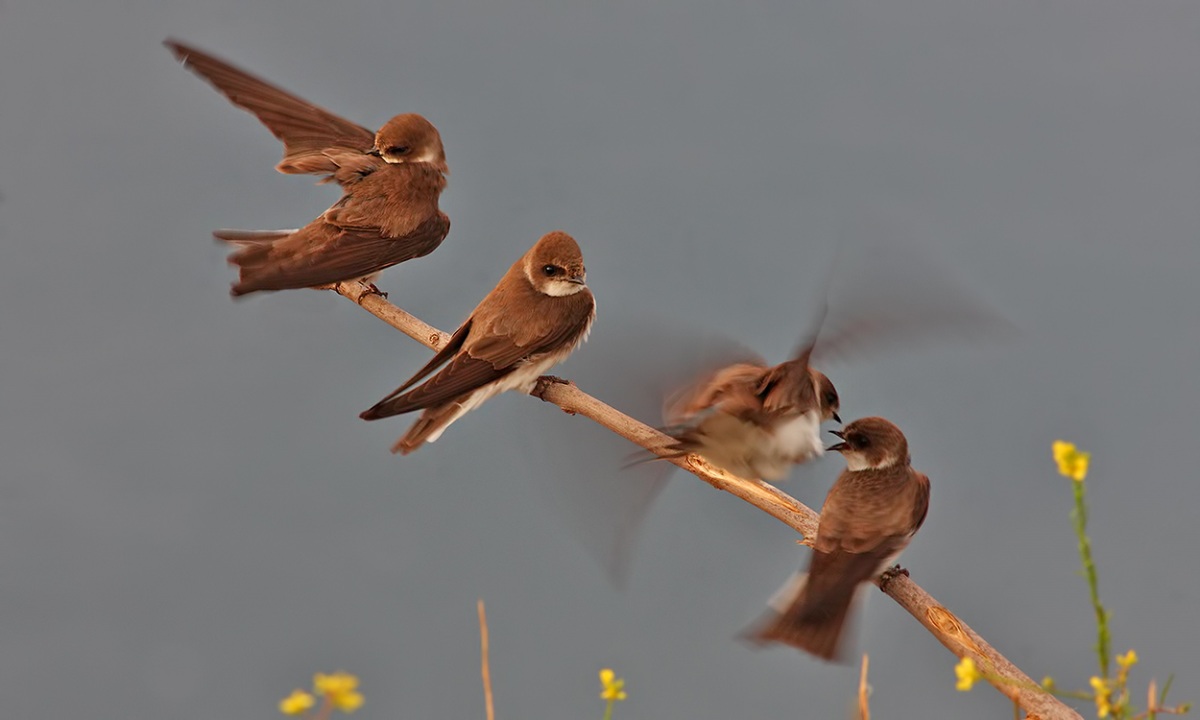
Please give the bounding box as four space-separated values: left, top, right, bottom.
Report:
335 281 1083 720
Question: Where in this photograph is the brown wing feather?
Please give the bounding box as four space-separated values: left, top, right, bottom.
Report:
164 40 377 179
227 212 450 295
466 293 593 369
757 356 816 417
361 287 594 418
323 164 447 239
359 321 480 420
910 471 931 532
367 355 510 417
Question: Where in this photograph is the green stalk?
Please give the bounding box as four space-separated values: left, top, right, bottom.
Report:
1071 477 1110 678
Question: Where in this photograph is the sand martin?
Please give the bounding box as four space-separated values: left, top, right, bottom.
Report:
360 231 596 454
165 40 449 296
748 416 930 660
659 343 841 481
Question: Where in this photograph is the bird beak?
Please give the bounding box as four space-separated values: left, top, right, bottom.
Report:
831 411 842 424
568 276 586 285
826 429 848 453
367 148 382 157
828 429 845 439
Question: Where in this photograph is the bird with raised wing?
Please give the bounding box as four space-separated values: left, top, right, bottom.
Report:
164 40 450 296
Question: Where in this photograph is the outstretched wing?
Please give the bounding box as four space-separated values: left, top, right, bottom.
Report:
165 40 378 181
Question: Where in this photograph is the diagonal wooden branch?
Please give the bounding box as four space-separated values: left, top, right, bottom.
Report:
335 281 1083 720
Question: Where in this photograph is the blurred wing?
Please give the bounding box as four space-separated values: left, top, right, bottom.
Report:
519 311 759 584
803 212 1015 368
165 40 378 180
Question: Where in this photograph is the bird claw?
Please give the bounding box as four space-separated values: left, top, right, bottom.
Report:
878 564 909 592
364 282 388 299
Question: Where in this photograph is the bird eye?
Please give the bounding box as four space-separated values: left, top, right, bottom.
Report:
824 392 838 406
852 434 870 449
542 265 559 276
387 145 411 155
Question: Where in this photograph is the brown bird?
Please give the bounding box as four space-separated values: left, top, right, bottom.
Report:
658 343 841 481
164 40 450 296
748 416 930 661
360 231 596 454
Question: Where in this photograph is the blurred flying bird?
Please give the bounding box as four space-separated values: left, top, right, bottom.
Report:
164 40 449 296
657 322 842 481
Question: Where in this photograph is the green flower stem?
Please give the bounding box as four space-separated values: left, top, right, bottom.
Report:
602 698 615 720
1071 477 1110 678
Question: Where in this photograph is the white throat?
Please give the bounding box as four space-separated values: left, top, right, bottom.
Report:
843 453 896 472
539 280 586 297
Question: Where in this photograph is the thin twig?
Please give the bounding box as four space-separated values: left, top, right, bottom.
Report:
478 599 495 720
336 281 1084 720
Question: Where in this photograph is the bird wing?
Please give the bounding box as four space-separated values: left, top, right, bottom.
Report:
361 289 595 417
226 212 450 294
165 40 379 182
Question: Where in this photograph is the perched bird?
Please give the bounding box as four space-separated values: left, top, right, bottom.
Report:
360 231 596 454
747 416 930 660
164 40 450 296
658 343 841 481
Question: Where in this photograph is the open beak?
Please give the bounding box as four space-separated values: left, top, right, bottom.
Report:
826 429 848 453
831 411 842 424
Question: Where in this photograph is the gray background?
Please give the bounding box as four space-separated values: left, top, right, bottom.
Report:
2 1 1198 718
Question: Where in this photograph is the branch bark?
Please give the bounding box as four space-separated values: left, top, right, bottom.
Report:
335 281 1083 720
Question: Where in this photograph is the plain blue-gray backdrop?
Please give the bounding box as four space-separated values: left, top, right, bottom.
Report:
2 1 1198 717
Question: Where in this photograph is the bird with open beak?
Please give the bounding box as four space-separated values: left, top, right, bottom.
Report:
165 40 450 296
360 231 596 454
747 416 930 661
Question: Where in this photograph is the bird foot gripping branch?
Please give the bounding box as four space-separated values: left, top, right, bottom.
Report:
878 564 910 592
533 375 575 405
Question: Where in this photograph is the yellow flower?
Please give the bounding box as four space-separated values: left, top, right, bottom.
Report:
1052 440 1090 481
1090 676 1112 718
313 672 364 713
1116 649 1138 670
599 668 628 701
278 689 315 716
954 657 982 691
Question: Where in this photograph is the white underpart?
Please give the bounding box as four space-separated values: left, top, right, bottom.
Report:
843 451 897 472
423 326 593 444
690 408 822 481
771 410 824 465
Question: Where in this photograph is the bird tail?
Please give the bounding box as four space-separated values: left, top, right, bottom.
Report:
212 229 298 296
213 228 298 246
390 403 468 455
745 574 856 662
